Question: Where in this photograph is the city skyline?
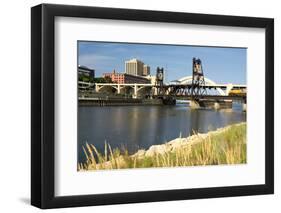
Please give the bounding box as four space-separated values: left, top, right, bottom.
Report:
78 41 246 84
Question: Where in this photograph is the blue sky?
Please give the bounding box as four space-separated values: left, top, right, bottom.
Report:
78 41 246 84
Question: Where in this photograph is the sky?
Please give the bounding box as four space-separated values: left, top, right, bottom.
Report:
78 41 246 84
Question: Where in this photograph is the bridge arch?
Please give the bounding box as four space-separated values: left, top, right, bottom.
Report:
119 85 134 95
137 85 153 97
176 76 226 95
96 85 117 94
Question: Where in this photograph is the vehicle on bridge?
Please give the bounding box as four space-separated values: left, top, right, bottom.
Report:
228 88 247 97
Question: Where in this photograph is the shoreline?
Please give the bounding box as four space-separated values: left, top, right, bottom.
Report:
78 97 176 106
132 122 246 158
78 122 246 171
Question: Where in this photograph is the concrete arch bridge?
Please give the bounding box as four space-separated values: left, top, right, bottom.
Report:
95 83 154 98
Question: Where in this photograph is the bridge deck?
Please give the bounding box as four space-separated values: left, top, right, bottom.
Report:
82 82 246 88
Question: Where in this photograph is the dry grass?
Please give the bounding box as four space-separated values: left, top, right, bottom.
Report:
78 123 246 171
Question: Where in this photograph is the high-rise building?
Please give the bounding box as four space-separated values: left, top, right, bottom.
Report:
125 58 144 76
143 64 150 76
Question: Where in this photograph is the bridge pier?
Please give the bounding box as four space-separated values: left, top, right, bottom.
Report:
133 84 137 99
214 102 220 110
95 84 100 92
190 99 232 110
117 85 121 94
190 100 200 109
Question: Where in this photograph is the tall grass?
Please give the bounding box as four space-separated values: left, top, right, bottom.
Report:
78 123 246 171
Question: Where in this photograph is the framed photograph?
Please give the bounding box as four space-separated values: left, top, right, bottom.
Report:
31 4 274 209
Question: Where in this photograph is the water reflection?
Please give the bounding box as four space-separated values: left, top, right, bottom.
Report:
78 104 246 163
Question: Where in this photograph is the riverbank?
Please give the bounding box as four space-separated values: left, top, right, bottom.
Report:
79 98 163 106
79 97 177 106
78 122 246 171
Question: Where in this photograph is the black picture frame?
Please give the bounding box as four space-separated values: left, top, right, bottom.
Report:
31 3 274 209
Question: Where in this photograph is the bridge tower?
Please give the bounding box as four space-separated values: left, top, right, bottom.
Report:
156 67 164 95
191 57 206 99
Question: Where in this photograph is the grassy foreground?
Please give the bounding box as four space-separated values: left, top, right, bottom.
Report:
78 123 246 171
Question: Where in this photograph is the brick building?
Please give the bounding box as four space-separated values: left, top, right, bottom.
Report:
103 70 150 84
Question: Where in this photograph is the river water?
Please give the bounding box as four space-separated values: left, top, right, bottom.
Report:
78 103 246 163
